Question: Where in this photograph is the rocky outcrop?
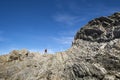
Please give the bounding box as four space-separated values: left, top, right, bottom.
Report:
74 12 120 42
1 39 120 80
0 12 120 80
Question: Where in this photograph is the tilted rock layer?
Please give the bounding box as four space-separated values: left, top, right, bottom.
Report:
0 12 120 80
75 12 120 42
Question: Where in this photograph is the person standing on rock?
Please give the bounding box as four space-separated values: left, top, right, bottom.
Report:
44 49 47 54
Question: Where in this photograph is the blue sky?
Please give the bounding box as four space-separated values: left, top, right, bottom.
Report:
0 0 120 54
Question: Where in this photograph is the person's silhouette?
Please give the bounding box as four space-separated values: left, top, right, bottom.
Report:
44 49 47 53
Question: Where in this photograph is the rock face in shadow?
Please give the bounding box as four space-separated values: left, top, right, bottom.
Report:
0 12 120 80
75 12 120 42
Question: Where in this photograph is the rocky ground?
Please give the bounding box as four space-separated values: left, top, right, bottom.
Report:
0 12 120 80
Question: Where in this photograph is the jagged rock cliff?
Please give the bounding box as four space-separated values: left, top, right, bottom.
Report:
75 12 120 42
0 12 120 80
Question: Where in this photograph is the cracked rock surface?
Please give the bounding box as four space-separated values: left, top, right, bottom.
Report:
75 12 120 42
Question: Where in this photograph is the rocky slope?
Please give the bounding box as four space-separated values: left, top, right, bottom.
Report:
0 12 120 80
75 12 120 42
